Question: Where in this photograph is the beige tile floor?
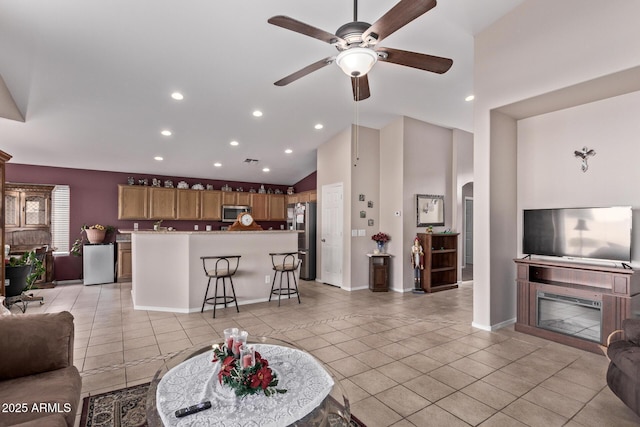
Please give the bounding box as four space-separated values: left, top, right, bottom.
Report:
12 280 640 427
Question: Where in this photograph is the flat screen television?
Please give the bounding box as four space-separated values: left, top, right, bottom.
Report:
523 206 632 263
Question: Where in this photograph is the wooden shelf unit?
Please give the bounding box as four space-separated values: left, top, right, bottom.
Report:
514 258 640 354
368 254 390 292
417 233 459 293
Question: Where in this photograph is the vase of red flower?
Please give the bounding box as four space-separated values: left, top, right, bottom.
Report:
371 232 390 254
212 332 287 398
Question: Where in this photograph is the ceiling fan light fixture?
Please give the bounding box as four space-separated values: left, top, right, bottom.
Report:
336 48 377 77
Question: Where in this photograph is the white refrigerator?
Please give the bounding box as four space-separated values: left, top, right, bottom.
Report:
83 243 115 285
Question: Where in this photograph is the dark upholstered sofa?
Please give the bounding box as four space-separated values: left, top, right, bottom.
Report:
0 311 82 426
606 318 640 417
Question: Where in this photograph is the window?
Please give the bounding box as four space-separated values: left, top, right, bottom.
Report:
51 185 70 254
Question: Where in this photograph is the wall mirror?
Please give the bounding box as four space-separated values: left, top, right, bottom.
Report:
416 194 444 226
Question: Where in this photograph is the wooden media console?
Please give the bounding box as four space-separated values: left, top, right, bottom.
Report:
514 258 640 354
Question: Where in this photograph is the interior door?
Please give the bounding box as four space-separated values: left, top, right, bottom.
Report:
321 183 343 287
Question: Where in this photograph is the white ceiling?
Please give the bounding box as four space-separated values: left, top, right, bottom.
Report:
0 0 523 185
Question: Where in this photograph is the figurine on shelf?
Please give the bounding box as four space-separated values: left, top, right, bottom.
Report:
411 236 425 294
127 177 135 185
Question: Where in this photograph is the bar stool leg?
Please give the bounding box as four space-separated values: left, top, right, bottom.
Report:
222 277 228 309
278 270 284 307
201 277 212 313
269 273 277 302
213 277 221 318
292 271 301 304
229 277 240 313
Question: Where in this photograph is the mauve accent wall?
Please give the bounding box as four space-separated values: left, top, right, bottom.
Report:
293 171 317 193
6 164 317 281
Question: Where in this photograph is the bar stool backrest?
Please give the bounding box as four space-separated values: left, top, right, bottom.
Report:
201 255 241 278
270 252 301 272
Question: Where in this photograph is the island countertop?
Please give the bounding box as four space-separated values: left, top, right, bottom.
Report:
130 229 300 313
120 229 301 234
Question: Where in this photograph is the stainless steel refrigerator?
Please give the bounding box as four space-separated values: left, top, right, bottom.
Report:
83 243 115 285
288 202 316 280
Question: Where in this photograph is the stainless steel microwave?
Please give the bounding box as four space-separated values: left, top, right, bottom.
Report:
221 205 251 222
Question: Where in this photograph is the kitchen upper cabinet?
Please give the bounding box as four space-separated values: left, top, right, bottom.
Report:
176 189 200 220
269 194 286 221
250 194 269 221
118 185 149 219
200 191 222 220
5 184 53 230
148 187 176 219
222 191 251 206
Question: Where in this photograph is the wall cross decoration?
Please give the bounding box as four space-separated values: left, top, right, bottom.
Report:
574 146 596 172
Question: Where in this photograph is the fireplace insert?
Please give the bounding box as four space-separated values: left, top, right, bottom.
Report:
536 291 602 343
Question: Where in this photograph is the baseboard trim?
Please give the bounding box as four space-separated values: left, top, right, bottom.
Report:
472 317 516 331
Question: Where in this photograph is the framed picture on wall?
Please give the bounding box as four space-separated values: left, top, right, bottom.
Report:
416 194 444 227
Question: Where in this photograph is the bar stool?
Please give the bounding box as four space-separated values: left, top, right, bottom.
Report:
269 252 302 306
200 255 241 318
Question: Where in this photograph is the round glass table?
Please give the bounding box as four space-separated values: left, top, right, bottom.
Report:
146 336 351 426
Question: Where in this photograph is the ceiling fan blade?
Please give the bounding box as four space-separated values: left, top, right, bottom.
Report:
351 75 370 101
268 15 346 47
274 57 335 86
377 47 452 74
362 0 437 45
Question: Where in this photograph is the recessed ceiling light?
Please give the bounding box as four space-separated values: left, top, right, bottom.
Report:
262 167 270 172
252 110 263 117
161 130 172 136
214 162 222 167
285 149 293 154
314 123 324 130
465 95 475 102
230 140 239 146
171 92 184 100
154 156 163 161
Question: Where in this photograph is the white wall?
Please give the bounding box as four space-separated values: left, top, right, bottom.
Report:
350 125 381 289
517 91 640 264
474 0 640 329
379 118 404 291
317 128 351 288
402 117 453 290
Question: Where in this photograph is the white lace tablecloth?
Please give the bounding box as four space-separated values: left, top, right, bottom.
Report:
156 344 334 426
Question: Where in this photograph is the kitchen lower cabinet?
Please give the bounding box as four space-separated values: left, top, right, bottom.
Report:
117 242 132 282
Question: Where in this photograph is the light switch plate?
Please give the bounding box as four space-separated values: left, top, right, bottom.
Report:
358 229 365 236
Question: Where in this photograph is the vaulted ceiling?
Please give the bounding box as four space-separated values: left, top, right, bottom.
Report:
0 0 523 184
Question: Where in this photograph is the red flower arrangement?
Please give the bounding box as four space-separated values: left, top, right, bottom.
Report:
212 342 286 397
371 232 390 243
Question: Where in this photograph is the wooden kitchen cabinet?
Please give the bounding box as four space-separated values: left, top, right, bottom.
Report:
269 194 286 220
118 185 148 219
200 190 222 220
148 187 176 219
221 191 251 206
117 241 132 282
176 189 200 220
251 194 269 221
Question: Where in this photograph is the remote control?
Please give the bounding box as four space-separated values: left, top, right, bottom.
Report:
174 401 212 418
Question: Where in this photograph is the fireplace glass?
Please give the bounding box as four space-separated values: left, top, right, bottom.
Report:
537 291 602 343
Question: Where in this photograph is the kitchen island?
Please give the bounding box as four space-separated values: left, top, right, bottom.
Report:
129 230 300 313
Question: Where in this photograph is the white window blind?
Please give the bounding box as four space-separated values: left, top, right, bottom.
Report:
51 185 70 254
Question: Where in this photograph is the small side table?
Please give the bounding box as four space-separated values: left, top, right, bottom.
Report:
367 254 391 292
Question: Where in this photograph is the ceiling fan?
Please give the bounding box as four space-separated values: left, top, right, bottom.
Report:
268 0 453 101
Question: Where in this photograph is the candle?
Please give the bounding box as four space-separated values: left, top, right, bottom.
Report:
226 337 234 349
233 340 242 355
242 354 253 368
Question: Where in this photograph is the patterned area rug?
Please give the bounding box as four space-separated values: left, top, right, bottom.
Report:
80 382 366 427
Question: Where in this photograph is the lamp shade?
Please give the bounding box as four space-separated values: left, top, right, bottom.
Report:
335 48 378 77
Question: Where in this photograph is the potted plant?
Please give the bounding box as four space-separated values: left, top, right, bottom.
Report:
71 224 115 256
4 251 45 297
